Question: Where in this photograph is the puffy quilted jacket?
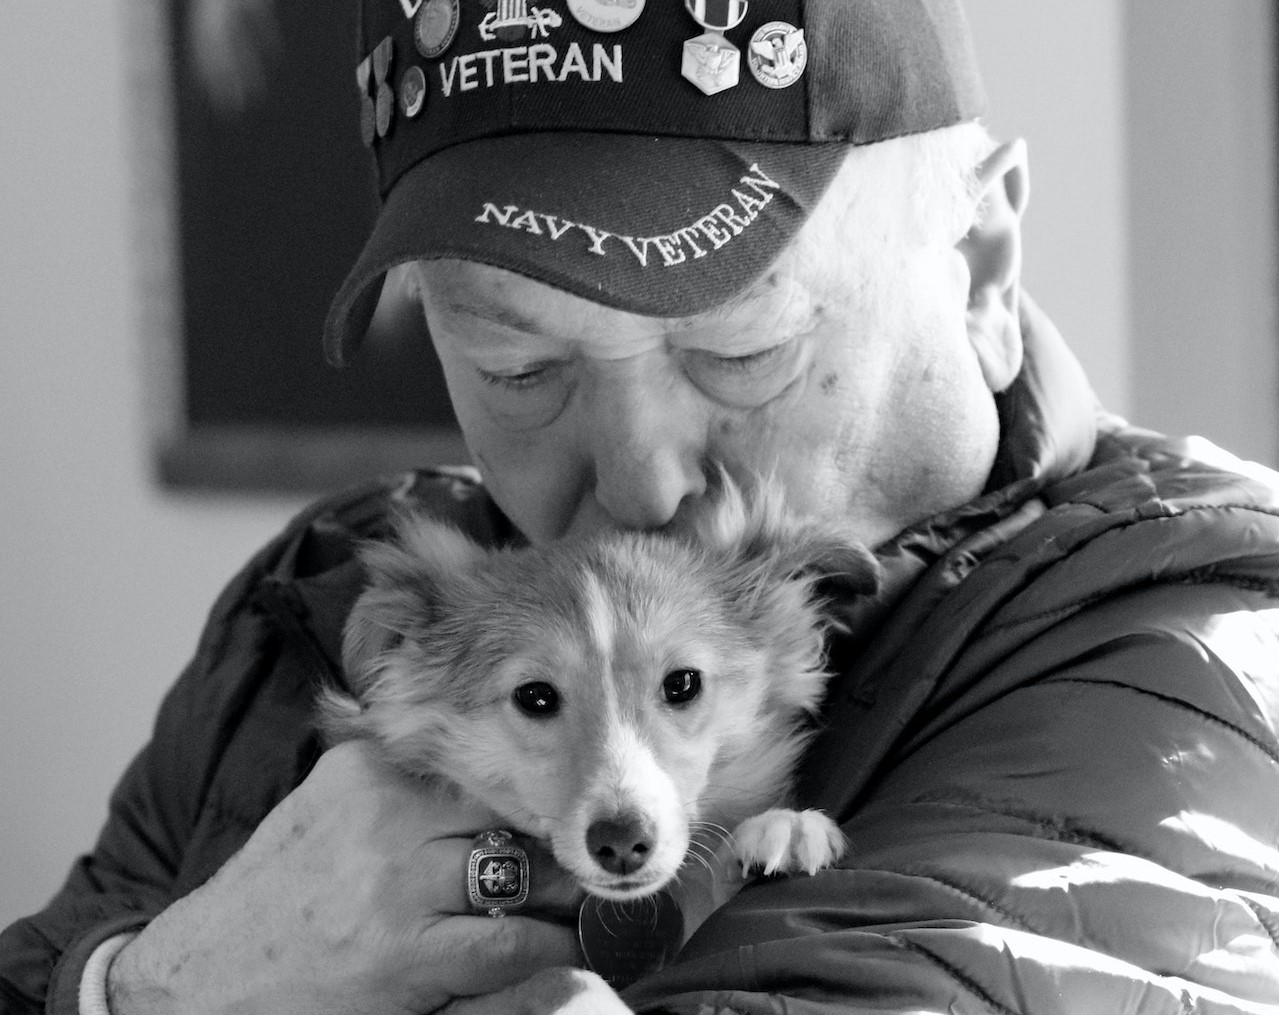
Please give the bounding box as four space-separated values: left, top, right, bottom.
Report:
3 299 1279 1014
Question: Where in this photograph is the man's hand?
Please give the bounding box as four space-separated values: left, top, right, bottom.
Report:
106 741 583 1015
440 968 632 1015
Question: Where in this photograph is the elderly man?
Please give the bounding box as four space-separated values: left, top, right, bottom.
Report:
5 2 1279 1013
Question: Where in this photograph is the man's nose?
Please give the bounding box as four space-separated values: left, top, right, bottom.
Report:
587 377 707 530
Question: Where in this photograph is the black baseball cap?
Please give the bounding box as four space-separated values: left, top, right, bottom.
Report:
325 0 985 365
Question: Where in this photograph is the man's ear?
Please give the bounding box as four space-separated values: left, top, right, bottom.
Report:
958 138 1030 394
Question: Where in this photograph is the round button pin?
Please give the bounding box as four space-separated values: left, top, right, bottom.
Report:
567 0 645 34
747 22 807 89
415 0 460 58
399 65 427 118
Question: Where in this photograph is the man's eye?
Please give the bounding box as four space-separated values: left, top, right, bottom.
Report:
477 361 562 390
467 357 575 429
680 340 802 408
707 344 788 372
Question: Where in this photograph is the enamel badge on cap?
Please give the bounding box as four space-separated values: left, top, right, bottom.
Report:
747 21 806 88
479 0 562 42
356 56 376 147
399 65 427 118
685 0 748 32
415 0 460 57
357 36 396 146
567 0 645 33
373 37 395 138
681 0 748 96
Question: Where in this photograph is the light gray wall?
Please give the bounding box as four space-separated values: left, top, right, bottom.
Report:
1 2 1275 926
966 0 1132 416
0 3 305 925
1127 0 1278 467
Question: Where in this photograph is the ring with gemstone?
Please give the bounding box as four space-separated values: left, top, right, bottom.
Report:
466 829 531 917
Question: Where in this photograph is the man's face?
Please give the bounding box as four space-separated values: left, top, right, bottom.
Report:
414 149 1003 547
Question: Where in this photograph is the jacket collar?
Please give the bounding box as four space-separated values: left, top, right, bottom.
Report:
827 291 1099 641
801 293 1104 813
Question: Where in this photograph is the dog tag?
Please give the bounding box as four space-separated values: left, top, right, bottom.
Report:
578 890 683 989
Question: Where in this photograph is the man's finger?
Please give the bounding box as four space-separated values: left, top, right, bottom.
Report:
514 835 586 916
441 968 630 1015
428 913 584 1000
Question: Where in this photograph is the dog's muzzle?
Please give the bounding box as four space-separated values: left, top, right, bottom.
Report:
466 829 531 917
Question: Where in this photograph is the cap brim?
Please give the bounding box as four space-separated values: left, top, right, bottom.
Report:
324 132 849 366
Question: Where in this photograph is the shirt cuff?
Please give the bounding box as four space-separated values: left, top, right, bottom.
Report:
78 932 140 1015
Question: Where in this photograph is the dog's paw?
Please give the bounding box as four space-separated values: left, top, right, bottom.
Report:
732 808 847 877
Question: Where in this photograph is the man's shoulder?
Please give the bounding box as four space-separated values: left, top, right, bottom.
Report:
1050 422 1279 517
220 465 509 601
274 465 508 580
854 421 1279 693
934 424 1279 682
802 424 1279 814
129 467 510 879
1000 424 1279 606
188 466 508 690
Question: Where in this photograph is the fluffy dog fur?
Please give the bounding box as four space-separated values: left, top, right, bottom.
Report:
320 478 879 901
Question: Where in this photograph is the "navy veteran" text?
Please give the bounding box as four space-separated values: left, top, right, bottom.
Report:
474 164 782 267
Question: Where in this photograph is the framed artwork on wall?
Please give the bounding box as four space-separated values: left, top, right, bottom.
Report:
133 0 465 494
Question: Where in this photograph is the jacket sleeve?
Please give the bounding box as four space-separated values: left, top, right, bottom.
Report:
0 472 502 1014
0 472 483 1014
622 578 1279 1014
0 520 320 1015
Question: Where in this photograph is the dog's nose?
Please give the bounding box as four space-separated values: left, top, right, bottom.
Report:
586 813 656 876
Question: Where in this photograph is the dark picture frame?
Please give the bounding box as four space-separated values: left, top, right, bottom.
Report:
140 0 465 494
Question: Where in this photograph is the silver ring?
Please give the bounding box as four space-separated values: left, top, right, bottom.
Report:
467 829 530 917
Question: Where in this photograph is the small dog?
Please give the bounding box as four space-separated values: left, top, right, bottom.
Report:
320 478 878 902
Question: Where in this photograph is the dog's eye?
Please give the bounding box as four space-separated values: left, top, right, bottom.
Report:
513 681 560 716
662 669 702 706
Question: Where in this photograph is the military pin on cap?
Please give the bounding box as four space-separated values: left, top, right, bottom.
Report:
747 21 806 88
356 54 377 147
567 0 645 34
399 65 427 118
682 0 748 96
373 37 396 139
415 0 460 58
356 36 396 146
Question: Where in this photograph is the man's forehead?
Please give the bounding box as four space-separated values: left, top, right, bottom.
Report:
413 149 884 340
420 257 796 330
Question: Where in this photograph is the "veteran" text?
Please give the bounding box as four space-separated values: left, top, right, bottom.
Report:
439 43 623 97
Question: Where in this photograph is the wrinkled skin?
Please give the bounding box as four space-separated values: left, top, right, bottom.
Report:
416 139 1028 551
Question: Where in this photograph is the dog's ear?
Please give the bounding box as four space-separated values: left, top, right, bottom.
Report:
691 470 881 600
341 513 488 681
774 526 881 601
